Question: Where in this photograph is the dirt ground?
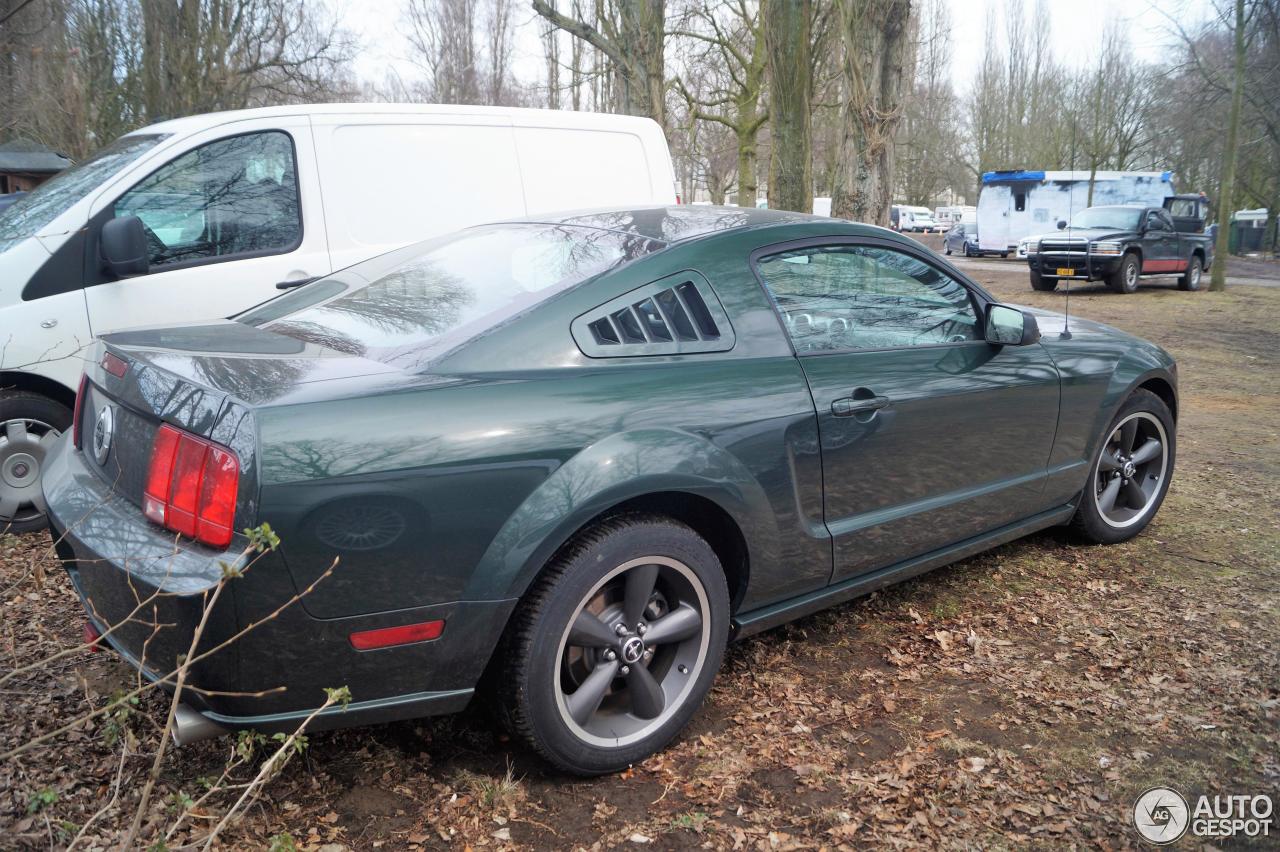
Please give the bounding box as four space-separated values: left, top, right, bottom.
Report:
2 244 1277 850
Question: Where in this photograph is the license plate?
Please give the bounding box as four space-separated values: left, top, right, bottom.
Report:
1056 267 1076 276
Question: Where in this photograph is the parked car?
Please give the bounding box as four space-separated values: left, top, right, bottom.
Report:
905 205 939 232
47 206 1178 776
1023 204 1212 293
0 103 677 532
944 222 981 256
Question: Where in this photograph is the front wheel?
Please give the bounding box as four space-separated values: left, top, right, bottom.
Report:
1108 253 1141 293
1029 272 1059 291
500 515 729 775
1 391 72 533
1178 256 1203 291
1070 389 1175 544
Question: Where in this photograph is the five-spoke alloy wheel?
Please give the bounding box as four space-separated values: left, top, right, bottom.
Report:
1072 389 1175 544
500 515 728 775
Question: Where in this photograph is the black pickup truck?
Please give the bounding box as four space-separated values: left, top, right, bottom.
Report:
1025 198 1213 294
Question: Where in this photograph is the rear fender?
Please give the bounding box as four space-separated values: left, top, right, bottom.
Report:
462 427 775 602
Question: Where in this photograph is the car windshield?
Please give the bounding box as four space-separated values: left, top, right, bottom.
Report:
239 223 664 369
0 134 168 253
1068 207 1142 230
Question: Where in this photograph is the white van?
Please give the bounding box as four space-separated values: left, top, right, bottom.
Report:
0 103 676 530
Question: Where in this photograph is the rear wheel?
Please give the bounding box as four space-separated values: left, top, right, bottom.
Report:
1178 255 1203 291
945 246 952 255
1000 252 1009 259
1108 253 1141 294
1070 389 1174 544
0 391 71 534
1029 272 1058 292
500 515 729 775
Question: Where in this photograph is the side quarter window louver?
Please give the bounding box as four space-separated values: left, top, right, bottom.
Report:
572 272 735 358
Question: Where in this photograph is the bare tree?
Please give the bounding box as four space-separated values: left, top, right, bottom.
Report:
672 0 768 205
1211 0 1251 288
762 0 811 211
533 0 667 126
829 0 914 224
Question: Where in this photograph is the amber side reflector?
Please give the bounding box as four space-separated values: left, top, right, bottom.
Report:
349 620 445 650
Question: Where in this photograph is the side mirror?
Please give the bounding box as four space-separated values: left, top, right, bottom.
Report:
985 304 1041 346
1056 220 1067 230
100 216 149 278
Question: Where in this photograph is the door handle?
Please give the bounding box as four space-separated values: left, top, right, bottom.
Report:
276 276 318 290
831 393 890 417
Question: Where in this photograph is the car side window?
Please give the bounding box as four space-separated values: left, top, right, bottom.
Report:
1145 211 1168 231
113 131 301 269
756 244 981 352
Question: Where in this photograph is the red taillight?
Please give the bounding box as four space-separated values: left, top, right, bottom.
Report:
349 620 445 650
83 620 101 652
72 374 88 449
143 424 240 548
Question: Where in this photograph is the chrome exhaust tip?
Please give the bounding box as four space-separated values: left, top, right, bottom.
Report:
171 704 229 747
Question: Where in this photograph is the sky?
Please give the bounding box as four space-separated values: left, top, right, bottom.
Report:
345 0 1218 99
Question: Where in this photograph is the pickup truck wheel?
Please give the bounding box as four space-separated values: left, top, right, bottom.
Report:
1029 272 1058 292
500 514 729 775
0 391 71 534
1071 389 1175 544
1108 253 1141 294
1178 256 1203 291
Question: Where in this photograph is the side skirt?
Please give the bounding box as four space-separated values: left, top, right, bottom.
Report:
731 503 1076 640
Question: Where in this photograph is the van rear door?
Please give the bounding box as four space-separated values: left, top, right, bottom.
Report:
83 115 330 336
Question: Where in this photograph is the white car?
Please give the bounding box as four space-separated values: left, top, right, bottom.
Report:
0 103 677 530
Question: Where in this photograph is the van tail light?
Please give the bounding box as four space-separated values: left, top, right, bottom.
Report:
143 424 240 548
72 374 88 449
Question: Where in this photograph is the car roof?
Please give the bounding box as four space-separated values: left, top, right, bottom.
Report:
494 205 847 246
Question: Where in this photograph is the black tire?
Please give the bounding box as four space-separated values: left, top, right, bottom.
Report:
1029 272 1059 292
1178 255 1203 291
499 514 729 775
0 390 72 534
965 244 976 257
1108 252 1141 294
945 246 952 255
1000 252 1009 259
1070 389 1175 545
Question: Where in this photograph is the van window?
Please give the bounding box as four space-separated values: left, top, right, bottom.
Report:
0 134 167 254
515 127 651 214
1015 192 1027 212
114 131 301 268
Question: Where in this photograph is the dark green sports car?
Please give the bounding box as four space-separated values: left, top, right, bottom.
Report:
44 206 1177 774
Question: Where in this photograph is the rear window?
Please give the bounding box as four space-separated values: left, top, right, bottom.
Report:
239 223 663 368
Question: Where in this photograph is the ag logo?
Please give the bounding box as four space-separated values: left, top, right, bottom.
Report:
92 405 114 465
1134 786 1190 844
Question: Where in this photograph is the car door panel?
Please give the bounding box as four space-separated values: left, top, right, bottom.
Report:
799 342 1060 579
753 239 1061 584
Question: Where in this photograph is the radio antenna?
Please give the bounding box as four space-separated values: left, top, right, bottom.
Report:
1061 115 1077 340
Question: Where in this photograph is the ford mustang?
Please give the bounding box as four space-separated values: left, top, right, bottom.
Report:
44 206 1177 775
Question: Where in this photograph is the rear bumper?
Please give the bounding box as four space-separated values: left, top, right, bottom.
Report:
43 436 514 736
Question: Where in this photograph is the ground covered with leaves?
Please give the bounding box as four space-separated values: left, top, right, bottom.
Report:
2 255 1277 849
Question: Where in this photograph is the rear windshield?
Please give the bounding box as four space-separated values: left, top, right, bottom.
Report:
1069 207 1142 230
0 134 167 253
239 223 663 368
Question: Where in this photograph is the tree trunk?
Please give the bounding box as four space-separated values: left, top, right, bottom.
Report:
1210 0 1247 291
763 0 812 213
736 124 759 207
830 0 914 226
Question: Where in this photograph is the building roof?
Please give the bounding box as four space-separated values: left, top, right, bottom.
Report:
0 139 72 174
